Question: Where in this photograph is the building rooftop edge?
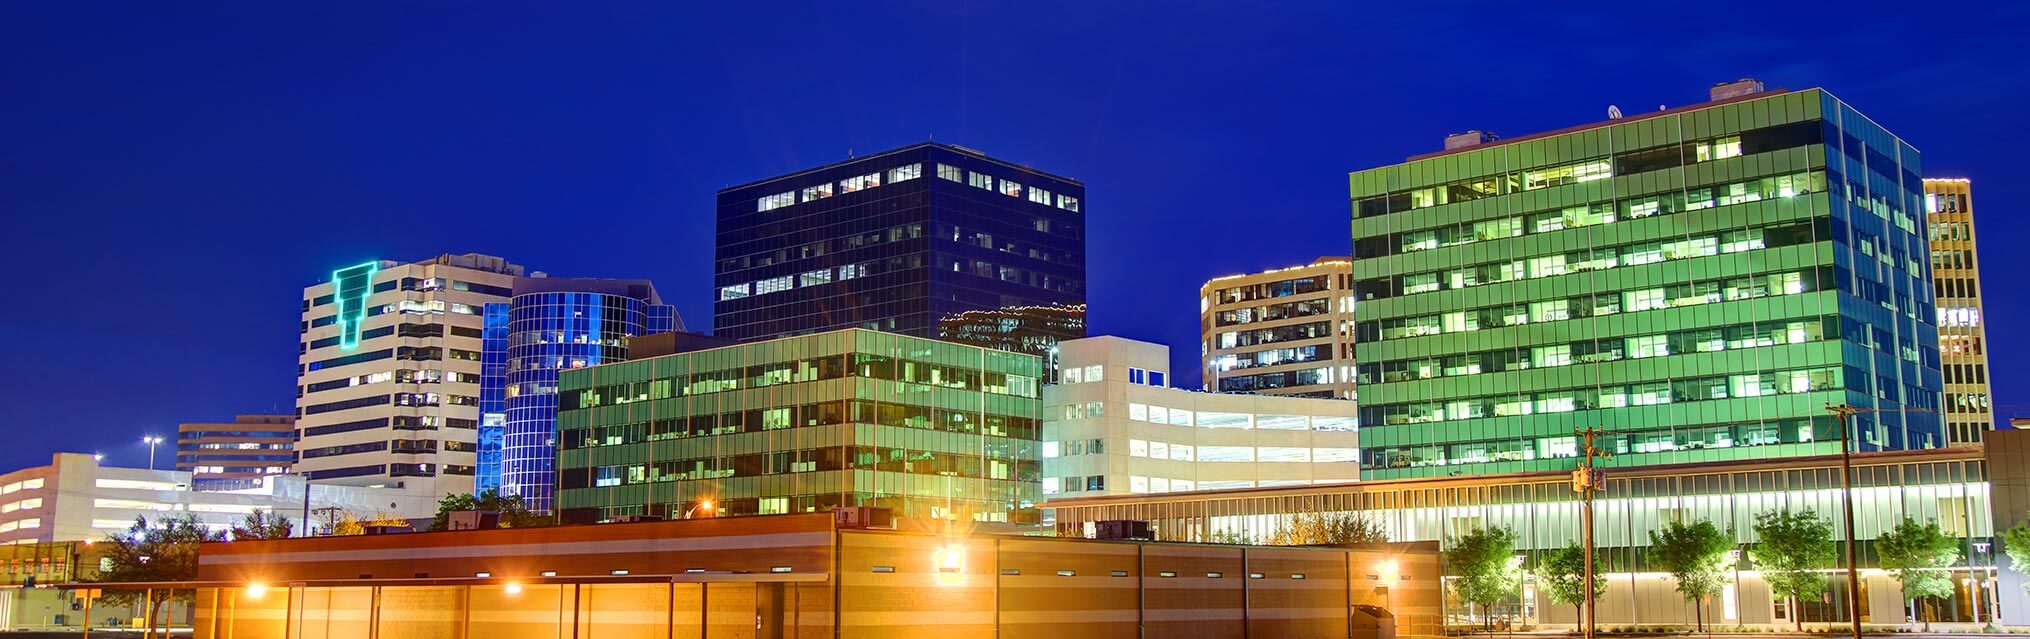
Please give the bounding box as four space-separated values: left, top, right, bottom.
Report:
1042 446 1979 508
717 141 1084 193
1395 88 1799 164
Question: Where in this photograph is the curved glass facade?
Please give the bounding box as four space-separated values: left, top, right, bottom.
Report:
497 291 672 512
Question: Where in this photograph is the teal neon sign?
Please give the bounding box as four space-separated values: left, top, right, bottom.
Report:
332 262 380 351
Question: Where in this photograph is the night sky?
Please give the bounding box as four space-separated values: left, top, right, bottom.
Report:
4 2 2026 472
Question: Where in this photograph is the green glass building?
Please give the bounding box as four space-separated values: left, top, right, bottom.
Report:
555 328 1044 523
1351 84 1944 480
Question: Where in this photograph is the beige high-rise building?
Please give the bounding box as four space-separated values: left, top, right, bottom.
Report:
1926 179 1994 445
1199 257 1356 400
295 253 523 497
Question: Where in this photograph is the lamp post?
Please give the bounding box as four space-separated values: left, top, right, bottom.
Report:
684 500 714 519
141 436 163 471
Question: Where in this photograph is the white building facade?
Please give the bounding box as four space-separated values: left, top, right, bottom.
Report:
0 453 436 544
1043 336 1358 498
296 253 524 498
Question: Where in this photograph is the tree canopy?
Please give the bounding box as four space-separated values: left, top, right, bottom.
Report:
1749 509 1836 630
93 514 222 634
430 488 549 531
2002 524 2030 596
1540 543 1608 624
1648 519 1735 631
230 511 294 540
1266 512 1389 546
1444 525 1521 628
1875 517 1960 629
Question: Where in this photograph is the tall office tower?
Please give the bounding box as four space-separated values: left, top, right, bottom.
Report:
1925 179 1994 445
1350 80 1943 480
296 253 524 497
936 302 1085 381
715 142 1086 342
555 329 1043 524
175 414 296 490
1200 257 1358 399
476 277 678 512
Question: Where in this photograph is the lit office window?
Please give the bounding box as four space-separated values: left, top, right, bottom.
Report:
801 183 833 202
888 163 923 183
1028 186 1052 205
799 269 832 287
757 191 797 212
999 179 1024 197
1057 194 1080 212
968 172 994 190
718 284 750 301
937 164 963 181
755 276 794 295
839 173 882 193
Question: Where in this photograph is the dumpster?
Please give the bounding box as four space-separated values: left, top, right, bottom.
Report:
1351 604 1395 639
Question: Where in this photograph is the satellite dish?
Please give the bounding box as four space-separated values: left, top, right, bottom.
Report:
1608 105 1623 119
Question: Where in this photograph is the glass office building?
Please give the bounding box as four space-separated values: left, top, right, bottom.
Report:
715 142 1086 342
1350 83 1943 480
554 329 1043 524
478 278 676 512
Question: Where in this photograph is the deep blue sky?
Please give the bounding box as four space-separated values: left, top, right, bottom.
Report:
3 2 2025 472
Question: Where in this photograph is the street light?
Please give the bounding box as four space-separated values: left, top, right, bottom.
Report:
142 436 163 471
684 500 714 519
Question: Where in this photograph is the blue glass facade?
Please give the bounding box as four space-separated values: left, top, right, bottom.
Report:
479 281 676 512
714 142 1087 341
476 303 511 494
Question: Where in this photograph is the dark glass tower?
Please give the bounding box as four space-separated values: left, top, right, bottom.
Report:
478 278 677 512
715 142 1087 341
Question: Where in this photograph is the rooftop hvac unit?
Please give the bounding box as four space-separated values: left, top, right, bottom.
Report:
1094 520 1153 540
833 506 895 530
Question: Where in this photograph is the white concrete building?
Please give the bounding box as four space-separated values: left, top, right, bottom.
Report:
1043 336 1358 498
0 453 437 544
296 253 523 498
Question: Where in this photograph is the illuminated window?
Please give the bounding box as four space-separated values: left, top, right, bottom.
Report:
968 172 993 190
887 163 922 183
839 172 882 193
937 164 963 181
754 276 794 295
1028 186 1052 205
999 179 1024 197
719 284 748 300
1057 194 1080 212
798 269 832 287
757 191 797 212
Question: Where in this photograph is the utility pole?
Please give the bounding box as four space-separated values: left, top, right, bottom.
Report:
1825 403 1933 639
1572 427 1608 639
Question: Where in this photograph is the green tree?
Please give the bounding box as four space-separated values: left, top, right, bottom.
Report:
92 514 223 636
430 488 548 531
1266 512 1390 546
1648 520 1735 632
1540 543 1608 627
1875 517 1961 631
2002 524 2030 596
230 510 294 540
1445 525 1522 630
1749 510 1836 631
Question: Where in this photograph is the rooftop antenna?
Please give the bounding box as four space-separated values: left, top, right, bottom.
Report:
1607 105 1623 119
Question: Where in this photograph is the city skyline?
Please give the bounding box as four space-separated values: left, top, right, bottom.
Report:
4 2 2029 473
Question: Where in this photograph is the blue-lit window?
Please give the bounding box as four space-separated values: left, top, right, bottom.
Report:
1150 371 1166 387
1129 368 1145 384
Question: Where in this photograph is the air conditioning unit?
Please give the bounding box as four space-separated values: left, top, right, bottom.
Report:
449 510 500 531
1094 520 1152 540
833 507 895 530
